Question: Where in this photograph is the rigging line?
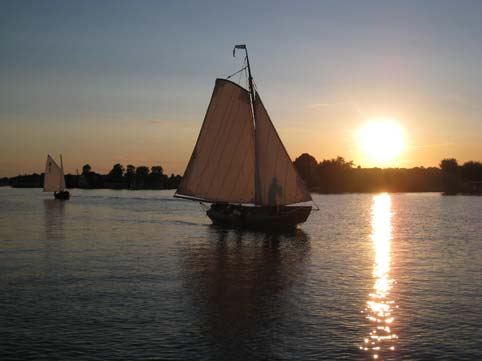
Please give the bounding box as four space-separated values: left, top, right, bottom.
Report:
238 67 243 84
238 56 247 85
244 56 248 89
226 66 247 80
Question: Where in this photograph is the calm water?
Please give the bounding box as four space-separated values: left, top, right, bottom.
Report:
0 188 481 360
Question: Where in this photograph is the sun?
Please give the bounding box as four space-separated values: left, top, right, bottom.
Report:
358 119 405 166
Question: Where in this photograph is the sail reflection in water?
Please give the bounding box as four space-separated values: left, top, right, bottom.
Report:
361 193 398 359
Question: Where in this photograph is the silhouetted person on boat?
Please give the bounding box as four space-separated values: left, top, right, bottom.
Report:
268 177 283 206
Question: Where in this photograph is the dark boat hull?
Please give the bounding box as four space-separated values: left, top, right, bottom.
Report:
54 191 70 200
206 204 311 230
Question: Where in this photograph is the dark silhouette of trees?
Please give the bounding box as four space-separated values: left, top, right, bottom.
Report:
440 159 458 174
166 174 182 189
291 153 447 193
125 164 136 188
5 156 481 194
81 164 103 188
65 174 78 188
105 163 125 188
144 165 167 189
126 164 136 175
438 160 482 194
136 166 149 177
315 156 354 193
82 164 92 175
108 163 125 179
6 161 182 190
440 158 459 194
460 161 482 193
66 163 181 190
294 153 317 187
132 166 149 189
8 173 43 188
460 161 482 182
151 166 164 174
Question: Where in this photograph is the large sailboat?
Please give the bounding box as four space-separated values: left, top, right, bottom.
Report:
175 45 313 229
44 154 70 200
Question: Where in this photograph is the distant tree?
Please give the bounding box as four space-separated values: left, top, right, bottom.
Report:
440 158 458 174
134 166 150 189
9 173 43 188
151 166 164 174
333 156 354 169
316 156 355 193
126 164 136 175
294 153 317 187
108 163 125 179
439 158 459 194
136 166 149 177
79 163 103 188
82 164 92 175
460 161 482 182
145 166 166 189
64 174 78 188
167 174 182 189
125 164 136 188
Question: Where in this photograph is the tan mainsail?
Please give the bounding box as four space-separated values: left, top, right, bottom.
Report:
176 79 256 203
43 155 66 192
254 95 312 206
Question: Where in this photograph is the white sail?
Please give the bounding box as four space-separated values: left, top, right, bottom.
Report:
43 155 65 192
59 155 66 191
175 79 256 203
254 95 312 206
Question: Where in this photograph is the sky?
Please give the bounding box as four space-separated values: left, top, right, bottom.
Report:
1 0 482 177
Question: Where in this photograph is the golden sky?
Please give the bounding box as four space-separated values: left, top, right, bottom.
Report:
1 1 481 177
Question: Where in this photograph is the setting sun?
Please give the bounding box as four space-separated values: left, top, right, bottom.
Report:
358 119 406 166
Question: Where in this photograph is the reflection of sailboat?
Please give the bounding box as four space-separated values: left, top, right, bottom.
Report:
43 154 70 200
175 45 312 229
361 193 398 359
43 199 65 241
181 227 310 359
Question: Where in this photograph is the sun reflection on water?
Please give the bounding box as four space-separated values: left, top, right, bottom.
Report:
361 193 398 359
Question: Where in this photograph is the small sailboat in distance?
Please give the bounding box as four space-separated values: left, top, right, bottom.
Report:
44 154 70 200
174 45 313 229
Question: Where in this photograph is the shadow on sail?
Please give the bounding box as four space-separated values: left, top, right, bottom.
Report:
180 227 310 360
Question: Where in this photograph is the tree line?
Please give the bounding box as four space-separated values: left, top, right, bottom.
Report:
4 163 182 190
2 156 481 194
438 158 482 194
293 154 482 194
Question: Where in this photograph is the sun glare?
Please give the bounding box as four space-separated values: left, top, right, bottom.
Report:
358 119 405 166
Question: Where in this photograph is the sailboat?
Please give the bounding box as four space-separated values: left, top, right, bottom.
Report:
174 45 313 229
44 154 70 200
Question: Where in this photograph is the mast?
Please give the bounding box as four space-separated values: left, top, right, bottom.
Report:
233 44 260 204
245 49 256 115
59 154 64 191
233 45 256 121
